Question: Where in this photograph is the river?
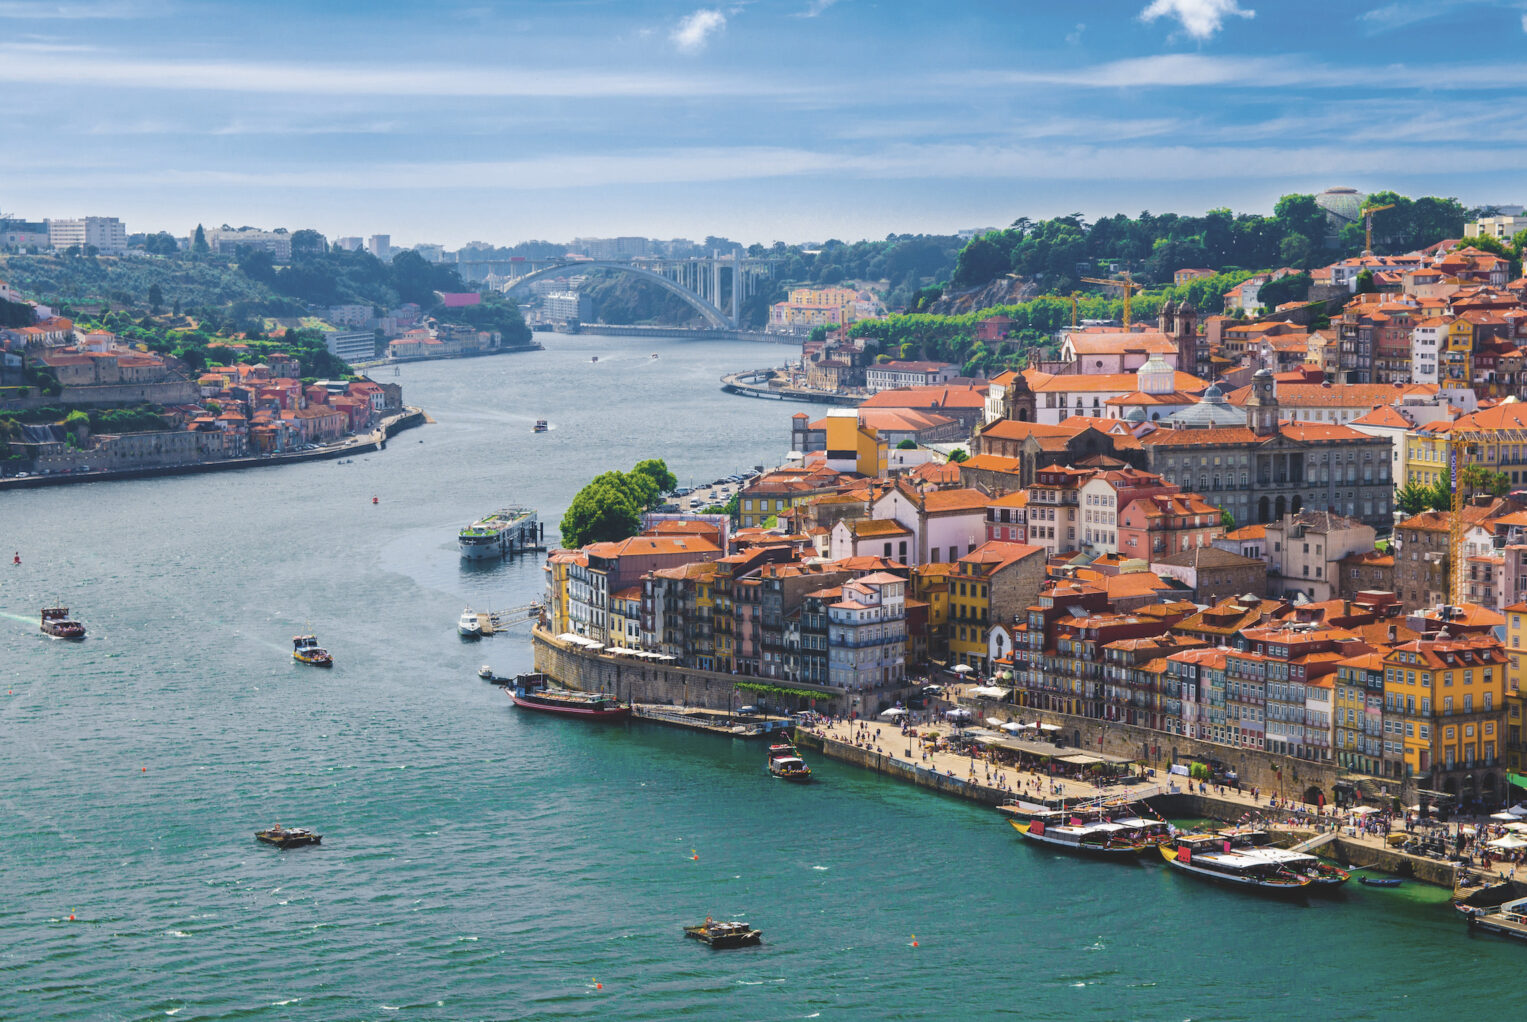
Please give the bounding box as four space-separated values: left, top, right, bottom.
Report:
0 331 1516 1021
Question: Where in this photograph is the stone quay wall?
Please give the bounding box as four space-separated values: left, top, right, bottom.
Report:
532 627 848 714
974 696 1343 804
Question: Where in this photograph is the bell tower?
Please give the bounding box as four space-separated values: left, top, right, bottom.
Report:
1245 367 1279 436
1004 362 1036 423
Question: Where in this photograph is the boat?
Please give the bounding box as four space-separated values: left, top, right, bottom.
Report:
684 918 761 948
1158 836 1311 894
533 419 548 433
1008 816 1150 857
767 755 812 782
458 609 483 638
1460 895 1527 941
255 824 322 849
767 743 797 758
292 634 333 667
39 606 86 640
459 507 538 561
508 678 630 719
1237 847 1349 888
1359 876 1403 888
591 355 599 363
651 353 659 360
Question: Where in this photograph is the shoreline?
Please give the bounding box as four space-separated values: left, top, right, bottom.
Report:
0 407 426 490
719 368 863 406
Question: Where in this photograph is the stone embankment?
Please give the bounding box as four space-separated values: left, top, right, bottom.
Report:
0 407 425 490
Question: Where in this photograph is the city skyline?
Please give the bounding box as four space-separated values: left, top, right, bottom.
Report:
5 0 1527 247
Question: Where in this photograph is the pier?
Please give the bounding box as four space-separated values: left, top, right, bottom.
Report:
631 704 794 738
720 369 863 405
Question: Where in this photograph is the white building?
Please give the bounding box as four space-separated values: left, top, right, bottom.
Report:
201 226 292 261
543 291 593 323
827 572 905 691
1466 216 1527 240
1410 317 1450 385
324 330 377 363
47 216 127 253
868 484 989 565
864 360 960 393
367 235 391 261
334 236 363 252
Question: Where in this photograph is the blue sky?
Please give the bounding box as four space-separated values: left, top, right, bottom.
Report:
3 0 1527 247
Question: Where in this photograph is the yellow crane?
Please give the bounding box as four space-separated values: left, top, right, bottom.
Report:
1361 202 1396 257
1038 291 1082 327
1081 273 1143 329
1445 426 1516 608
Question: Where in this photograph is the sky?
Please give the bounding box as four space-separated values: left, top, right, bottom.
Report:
4 0 1527 247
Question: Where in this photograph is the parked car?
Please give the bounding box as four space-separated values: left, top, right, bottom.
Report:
735 705 760 716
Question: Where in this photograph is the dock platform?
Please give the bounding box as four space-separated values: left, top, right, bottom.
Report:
631 704 793 738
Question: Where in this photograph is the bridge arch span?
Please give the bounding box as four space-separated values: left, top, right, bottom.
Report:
500 261 734 330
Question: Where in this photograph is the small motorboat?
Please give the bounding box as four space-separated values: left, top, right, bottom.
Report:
1359 876 1403 888
651 353 659 359
255 824 322 849
533 419 548 433
459 609 483 638
478 666 511 685
590 355 599 363
40 607 86 640
684 918 761 948
768 755 812 782
292 634 333 667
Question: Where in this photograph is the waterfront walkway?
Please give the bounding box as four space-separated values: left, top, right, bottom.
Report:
804 714 1524 887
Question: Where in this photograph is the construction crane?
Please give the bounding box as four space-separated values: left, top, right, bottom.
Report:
1039 291 1082 327
1361 202 1395 257
1446 427 1517 608
1081 273 1143 329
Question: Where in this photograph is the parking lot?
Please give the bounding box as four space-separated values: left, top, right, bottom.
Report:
667 468 760 513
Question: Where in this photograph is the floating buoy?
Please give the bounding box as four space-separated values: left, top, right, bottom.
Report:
12 551 19 565
911 935 918 947
69 913 75 921
371 496 379 504
594 979 602 990
691 849 699 861
141 767 146 773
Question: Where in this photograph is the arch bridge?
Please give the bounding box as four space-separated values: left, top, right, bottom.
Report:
498 255 775 331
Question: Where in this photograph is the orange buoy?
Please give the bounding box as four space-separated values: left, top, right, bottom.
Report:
69 913 75 921
911 934 918 947
371 496 378 504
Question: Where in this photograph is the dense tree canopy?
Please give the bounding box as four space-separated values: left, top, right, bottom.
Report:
559 460 675 548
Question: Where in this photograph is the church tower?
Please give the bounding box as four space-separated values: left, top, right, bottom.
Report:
1003 362 1036 423
1245 367 1279 436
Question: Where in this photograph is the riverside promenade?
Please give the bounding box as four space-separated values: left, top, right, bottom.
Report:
799 708 1507 889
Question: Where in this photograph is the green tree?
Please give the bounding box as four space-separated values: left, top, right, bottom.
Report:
1460 463 1511 498
1354 270 1378 295
1425 477 1453 512
1220 510 1236 530
192 224 210 254
952 236 1009 289
947 448 969 463
631 458 678 495
896 438 917 450
1395 481 1433 516
147 283 164 314
1257 273 1311 309
559 480 642 548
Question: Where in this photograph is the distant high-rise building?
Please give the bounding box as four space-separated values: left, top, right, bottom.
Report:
334 236 363 252
46 216 127 253
412 243 444 263
199 226 292 261
367 235 391 261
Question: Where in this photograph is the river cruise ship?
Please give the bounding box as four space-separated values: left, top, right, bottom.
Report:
458 507 538 561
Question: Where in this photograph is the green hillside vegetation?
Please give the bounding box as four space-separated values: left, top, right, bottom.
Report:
851 271 1256 377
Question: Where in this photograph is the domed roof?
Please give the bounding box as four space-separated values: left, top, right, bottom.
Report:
1125 406 1147 423
1166 389 1247 430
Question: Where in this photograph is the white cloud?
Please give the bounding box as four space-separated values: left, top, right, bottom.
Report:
671 8 726 52
0 46 799 98
1065 22 1086 45
1140 0 1254 40
796 0 840 16
0 0 168 17
1521 11 1527 31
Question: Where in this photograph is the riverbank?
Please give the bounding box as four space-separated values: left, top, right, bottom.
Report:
0 407 425 490
796 716 1493 888
350 342 543 371
720 368 863 405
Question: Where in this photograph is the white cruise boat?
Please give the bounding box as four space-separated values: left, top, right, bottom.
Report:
458 609 483 638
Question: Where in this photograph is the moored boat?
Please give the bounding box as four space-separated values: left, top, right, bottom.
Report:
508 678 630 719
684 918 761 948
1359 875 1402 888
1008 816 1150 857
458 609 483 638
40 606 86 640
768 755 812 782
1238 847 1349 888
292 634 333 667
255 824 322 849
1159 836 1311 894
1460 895 1527 941
459 507 538 561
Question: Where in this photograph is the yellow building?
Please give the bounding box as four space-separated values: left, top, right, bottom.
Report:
1506 604 1527 781
609 586 643 649
947 561 991 670
543 548 584 634
1442 317 1474 387
1382 635 1508 800
1405 403 1527 489
911 561 955 662
823 407 887 478
737 467 842 529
